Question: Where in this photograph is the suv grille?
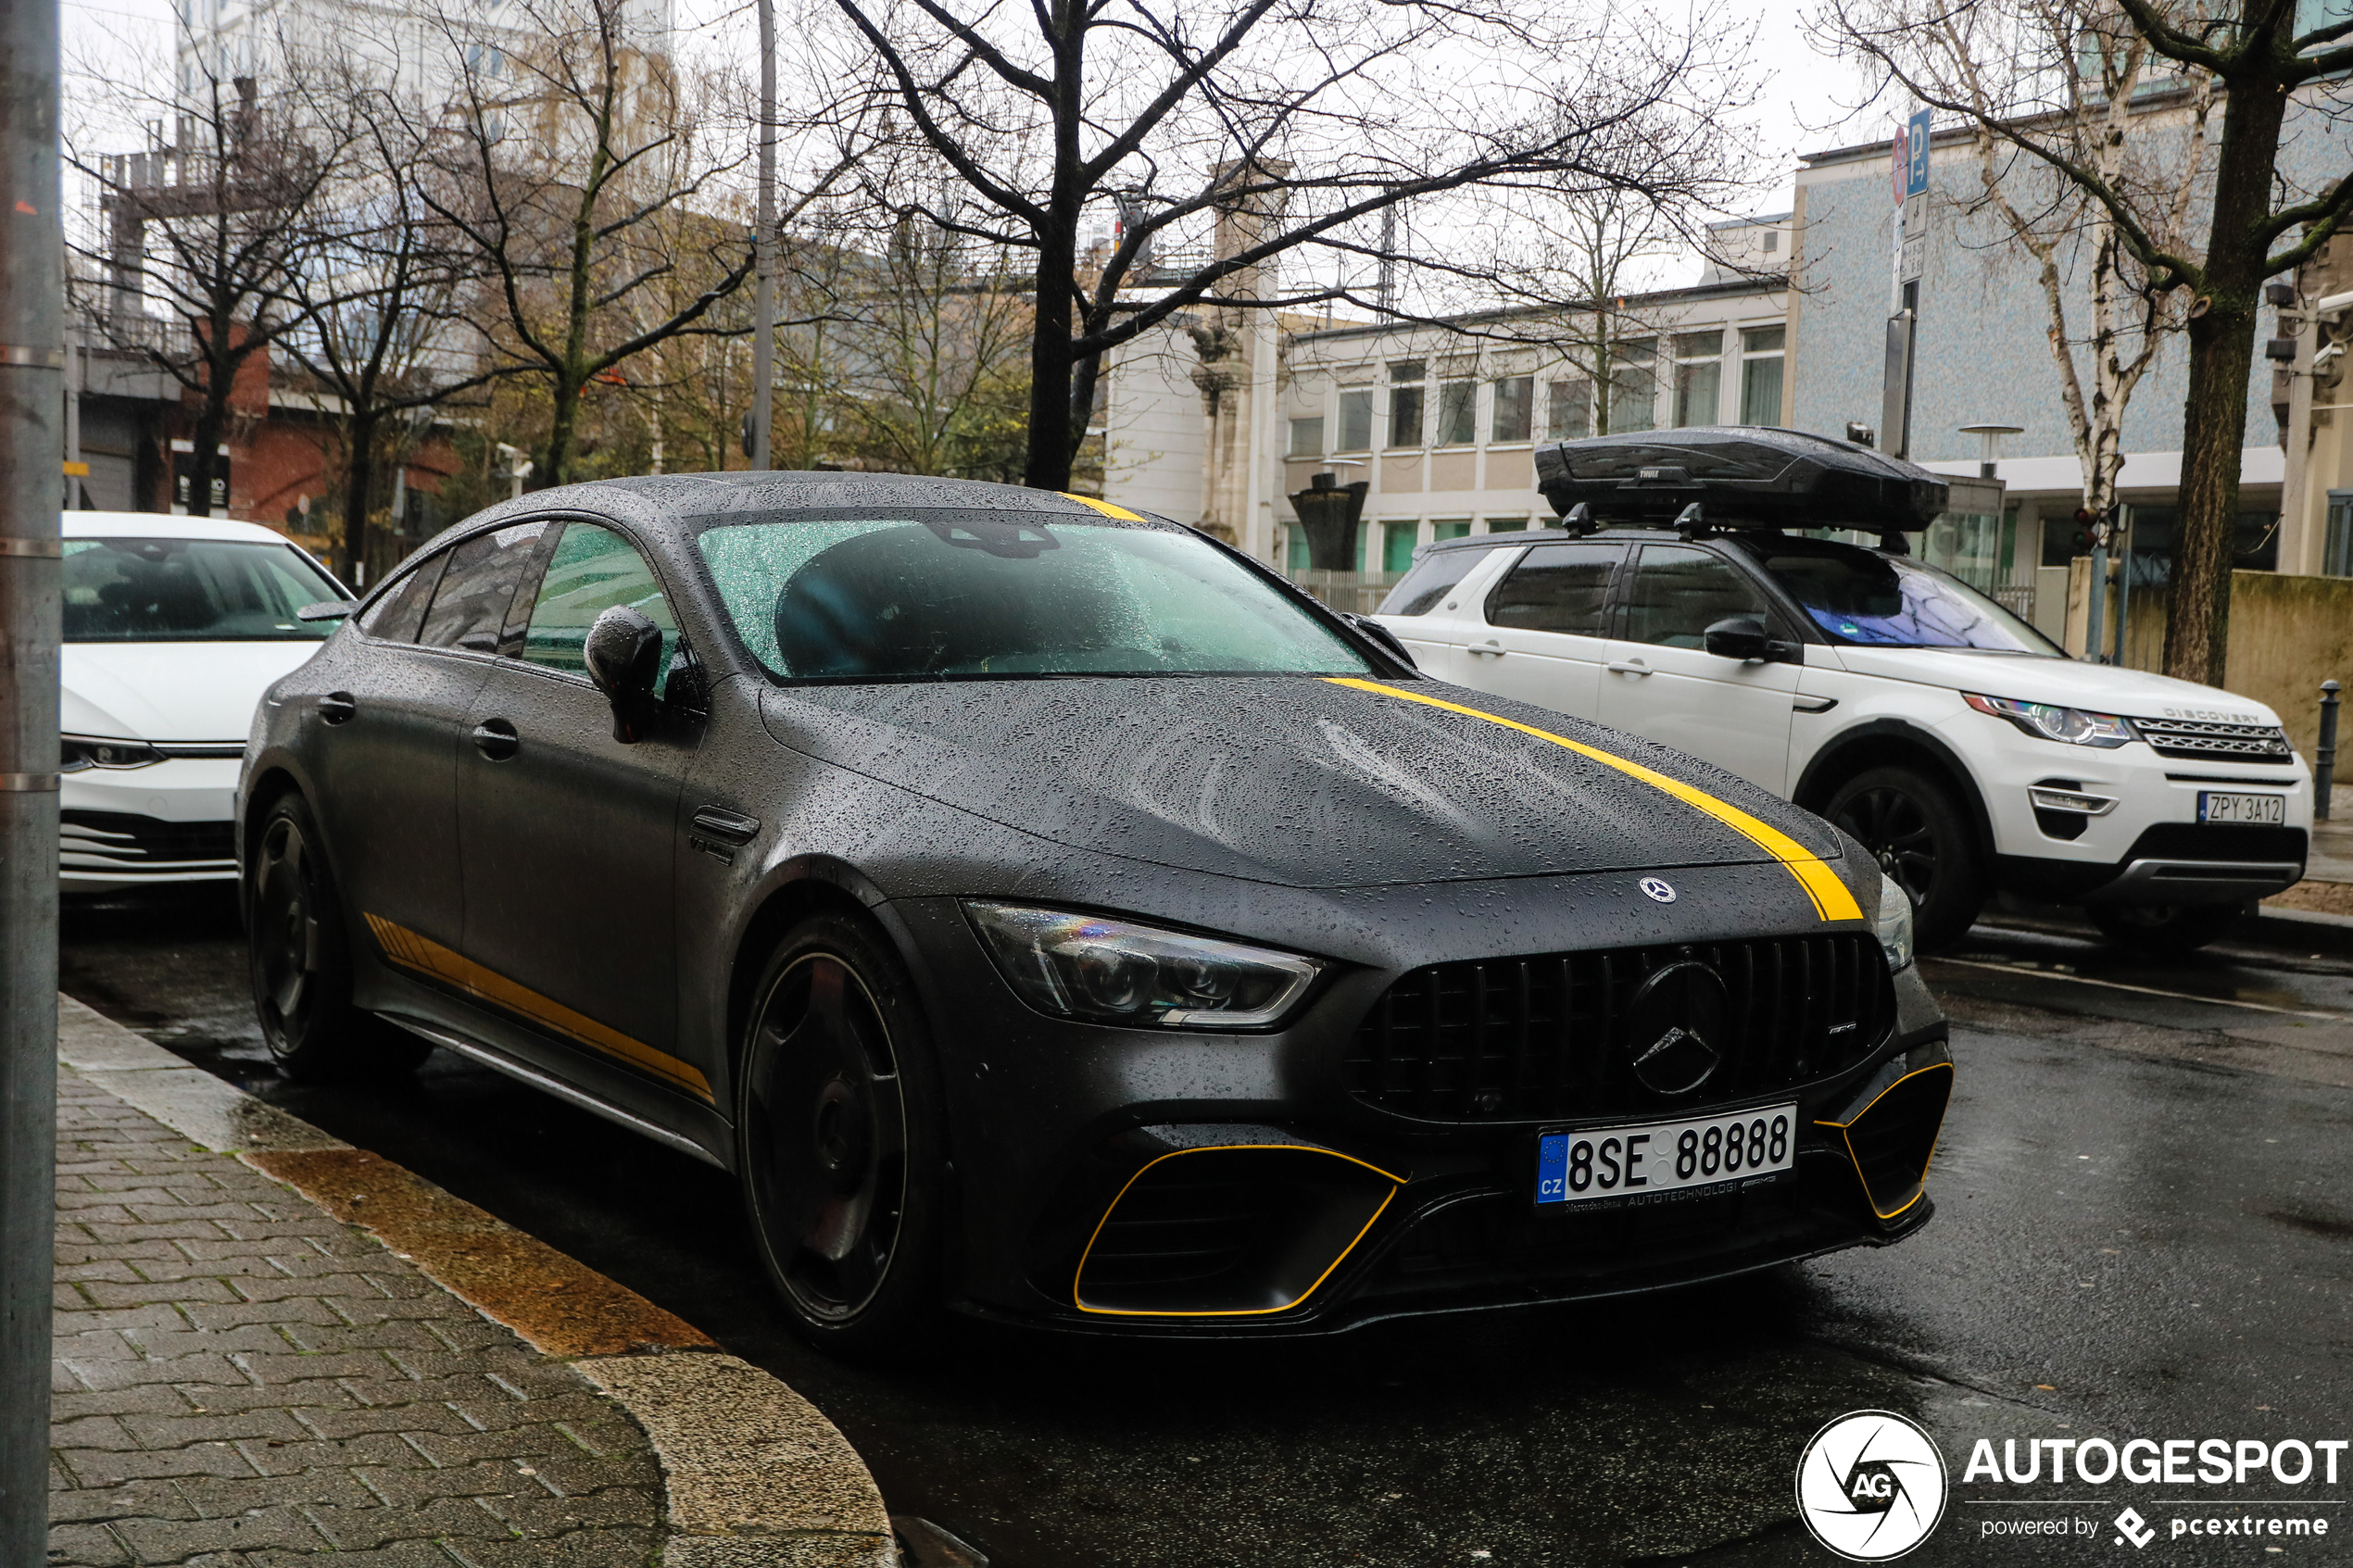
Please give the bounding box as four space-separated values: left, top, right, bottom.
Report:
1345 935 1894 1123
2131 715 2292 762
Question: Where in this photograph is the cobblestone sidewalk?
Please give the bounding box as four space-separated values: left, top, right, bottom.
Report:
48 1066 666 1567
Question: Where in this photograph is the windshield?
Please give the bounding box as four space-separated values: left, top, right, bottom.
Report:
696 508 1377 682
1746 540 2057 654
63 536 346 643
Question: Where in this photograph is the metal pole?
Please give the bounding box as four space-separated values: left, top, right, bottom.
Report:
2111 507 2131 668
2319 680 2341 822
1 0 66 1550
749 0 774 472
2085 531 2108 664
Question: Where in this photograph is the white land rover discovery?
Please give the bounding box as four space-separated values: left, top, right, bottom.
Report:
1373 428 2312 953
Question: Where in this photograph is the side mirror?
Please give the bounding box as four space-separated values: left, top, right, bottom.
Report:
1704 616 1771 662
584 605 663 743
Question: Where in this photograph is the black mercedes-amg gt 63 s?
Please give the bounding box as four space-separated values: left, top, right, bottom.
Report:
239 472 1951 1354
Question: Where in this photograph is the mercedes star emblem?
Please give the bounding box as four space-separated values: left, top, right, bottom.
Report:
1639 876 1677 903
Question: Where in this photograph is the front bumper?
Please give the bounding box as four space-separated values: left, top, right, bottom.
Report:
894 885 1951 1336
61 759 242 893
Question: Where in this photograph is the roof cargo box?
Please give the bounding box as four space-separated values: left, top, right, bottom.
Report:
1533 427 1950 531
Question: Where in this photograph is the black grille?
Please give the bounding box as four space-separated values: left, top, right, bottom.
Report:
2131 715 2293 762
60 809 235 865
1081 1161 1271 1290
1345 935 1894 1123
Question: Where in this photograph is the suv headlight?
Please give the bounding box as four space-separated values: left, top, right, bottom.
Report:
966 903 1323 1030
1875 872 1915 972
61 735 165 771
1962 693 2135 748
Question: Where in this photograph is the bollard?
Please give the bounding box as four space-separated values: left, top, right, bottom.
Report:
2320 680 2341 822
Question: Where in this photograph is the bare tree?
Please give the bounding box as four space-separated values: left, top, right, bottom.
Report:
418 0 762 489
805 0 1753 490
1818 0 2353 684
277 66 492 579
69 38 359 516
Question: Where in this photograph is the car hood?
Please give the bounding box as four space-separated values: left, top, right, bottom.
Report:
760 676 1849 890
1821 646 2285 724
62 641 322 741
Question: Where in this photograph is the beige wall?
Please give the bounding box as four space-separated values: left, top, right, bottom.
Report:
2223 571 2353 759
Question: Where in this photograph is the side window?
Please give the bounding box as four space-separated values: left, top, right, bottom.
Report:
521 522 680 694
1621 545 1772 649
357 552 447 643
1484 544 1622 635
417 522 550 653
1375 546 1485 618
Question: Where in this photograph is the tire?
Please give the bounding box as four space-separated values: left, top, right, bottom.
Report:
736 909 944 1358
2085 901 2244 955
245 793 431 1083
1824 765 1986 951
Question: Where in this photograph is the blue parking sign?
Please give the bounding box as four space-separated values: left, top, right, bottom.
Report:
1906 107 1931 197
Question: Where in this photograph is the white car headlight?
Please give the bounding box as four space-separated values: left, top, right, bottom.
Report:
966 903 1323 1029
1875 872 1916 972
61 734 165 771
1962 693 2135 748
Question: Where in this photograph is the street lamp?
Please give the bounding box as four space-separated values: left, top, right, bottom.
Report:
1958 422 2023 480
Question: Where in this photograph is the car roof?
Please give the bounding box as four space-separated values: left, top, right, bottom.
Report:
63 511 299 546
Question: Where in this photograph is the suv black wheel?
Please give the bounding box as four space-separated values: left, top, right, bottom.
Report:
247 793 431 1083
737 910 943 1357
1825 765 1986 951
2085 901 2244 955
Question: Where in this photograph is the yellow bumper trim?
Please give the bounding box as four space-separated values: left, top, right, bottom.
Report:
1813 1060 1954 1220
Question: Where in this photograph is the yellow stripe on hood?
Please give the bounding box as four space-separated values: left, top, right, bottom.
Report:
1323 677 1862 922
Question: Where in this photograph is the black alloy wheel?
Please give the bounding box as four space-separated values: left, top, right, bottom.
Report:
246 794 429 1082
738 912 941 1354
1825 765 1986 951
2085 901 2244 955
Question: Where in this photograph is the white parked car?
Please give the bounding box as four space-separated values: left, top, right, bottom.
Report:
1374 429 2314 953
62 512 350 896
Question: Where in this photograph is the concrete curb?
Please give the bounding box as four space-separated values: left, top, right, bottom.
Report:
57 993 899 1568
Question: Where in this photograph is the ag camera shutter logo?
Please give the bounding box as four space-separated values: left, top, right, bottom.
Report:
1796 1410 1949 1561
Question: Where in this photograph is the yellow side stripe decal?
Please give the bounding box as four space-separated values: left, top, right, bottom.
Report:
363 914 714 1103
1322 677 1863 923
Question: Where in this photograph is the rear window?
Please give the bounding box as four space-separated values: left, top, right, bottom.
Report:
1376 546 1488 617
63 536 346 643
695 509 1374 682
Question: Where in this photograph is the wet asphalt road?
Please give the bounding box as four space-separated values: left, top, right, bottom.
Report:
57 892 2353 1567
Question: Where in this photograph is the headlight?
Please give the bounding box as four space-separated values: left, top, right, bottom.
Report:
61 735 164 771
1962 693 2135 748
965 903 1324 1030
1875 872 1915 972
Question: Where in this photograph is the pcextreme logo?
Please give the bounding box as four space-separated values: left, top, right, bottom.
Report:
1797 1411 1950 1562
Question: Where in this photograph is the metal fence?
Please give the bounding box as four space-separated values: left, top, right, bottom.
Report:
1283 569 1403 615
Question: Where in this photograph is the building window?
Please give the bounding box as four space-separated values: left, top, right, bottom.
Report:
1740 325 1785 426
1485 517 1529 533
2329 491 2353 577
1388 360 1425 448
1762 229 1779 256
1382 520 1419 573
1491 376 1533 443
1546 378 1592 441
1438 380 1478 446
1287 524 1311 571
1289 416 1325 458
1338 389 1373 452
1432 518 1472 542
1608 340 1655 433
1672 330 1723 428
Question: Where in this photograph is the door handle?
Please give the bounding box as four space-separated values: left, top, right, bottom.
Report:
1471 638 1504 657
1606 658 1651 676
471 718 520 761
318 691 357 725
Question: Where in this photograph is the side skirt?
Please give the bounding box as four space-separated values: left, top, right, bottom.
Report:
379 1013 728 1172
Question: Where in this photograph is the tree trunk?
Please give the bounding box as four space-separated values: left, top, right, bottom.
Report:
341 409 378 585
544 375 582 492
2162 76 2286 687
188 380 228 521
1023 220 1077 490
